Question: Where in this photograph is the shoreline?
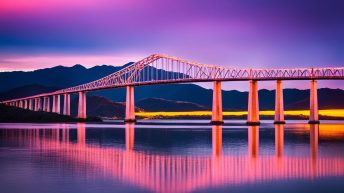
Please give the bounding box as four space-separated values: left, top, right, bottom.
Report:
136 109 344 120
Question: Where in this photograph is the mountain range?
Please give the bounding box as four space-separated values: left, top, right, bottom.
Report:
1 64 344 118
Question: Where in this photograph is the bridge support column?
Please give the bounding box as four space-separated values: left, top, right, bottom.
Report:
29 99 33 110
52 95 61 114
309 80 319 124
52 96 56 112
43 97 50 112
125 86 136 122
78 92 86 119
247 80 260 125
46 97 50 112
63 94 70 116
24 100 28 109
37 98 41 111
43 97 47 111
211 81 223 125
274 80 285 124
19 100 23 108
125 123 135 151
34 98 38 111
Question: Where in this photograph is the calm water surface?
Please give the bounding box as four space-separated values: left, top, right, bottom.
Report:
1 120 344 193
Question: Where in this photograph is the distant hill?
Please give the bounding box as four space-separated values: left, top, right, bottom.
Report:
0 84 60 101
136 98 207 111
0 63 133 92
70 95 143 118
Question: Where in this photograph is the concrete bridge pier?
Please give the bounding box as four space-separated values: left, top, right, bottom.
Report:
43 97 47 111
247 80 260 125
29 99 33 110
52 95 61 114
24 100 28 109
52 96 56 112
274 80 285 124
211 81 224 125
78 92 86 119
125 86 136 122
19 100 23 108
37 98 42 111
63 94 70 116
43 97 50 112
34 98 39 111
46 97 50 112
309 80 320 124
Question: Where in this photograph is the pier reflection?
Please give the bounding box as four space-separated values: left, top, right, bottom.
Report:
77 123 86 145
1 124 344 193
248 126 259 158
275 124 284 158
212 125 222 156
125 123 135 151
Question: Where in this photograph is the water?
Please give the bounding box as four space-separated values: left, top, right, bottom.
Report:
1 120 344 193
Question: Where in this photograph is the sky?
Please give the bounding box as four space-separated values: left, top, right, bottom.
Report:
0 0 343 90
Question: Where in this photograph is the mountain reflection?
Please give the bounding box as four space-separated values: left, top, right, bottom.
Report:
1 123 344 193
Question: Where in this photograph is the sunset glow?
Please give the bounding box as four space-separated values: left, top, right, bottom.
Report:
1 1 344 193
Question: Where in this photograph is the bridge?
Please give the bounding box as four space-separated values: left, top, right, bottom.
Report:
1 124 344 193
1 54 344 125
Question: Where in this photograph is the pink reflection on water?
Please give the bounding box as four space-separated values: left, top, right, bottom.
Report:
1 124 344 193
125 123 135 151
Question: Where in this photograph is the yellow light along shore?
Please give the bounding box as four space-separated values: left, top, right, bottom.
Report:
136 109 344 118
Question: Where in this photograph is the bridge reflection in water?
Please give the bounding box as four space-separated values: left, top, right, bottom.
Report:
1 124 344 193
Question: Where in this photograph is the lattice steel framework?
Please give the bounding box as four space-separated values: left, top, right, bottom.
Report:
2 53 344 103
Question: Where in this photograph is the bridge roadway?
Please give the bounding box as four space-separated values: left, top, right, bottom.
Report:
1 54 344 124
2 123 344 193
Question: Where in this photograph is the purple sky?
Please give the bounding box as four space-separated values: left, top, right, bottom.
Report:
0 0 343 90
